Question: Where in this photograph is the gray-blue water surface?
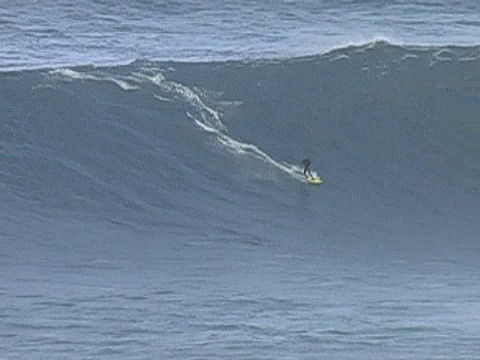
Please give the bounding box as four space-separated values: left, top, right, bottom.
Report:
2 216 479 359
1 0 479 69
1 1 480 358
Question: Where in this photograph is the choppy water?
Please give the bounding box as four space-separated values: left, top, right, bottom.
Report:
1 1 479 359
1 0 480 69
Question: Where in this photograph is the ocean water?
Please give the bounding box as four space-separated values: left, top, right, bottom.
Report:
1 1 480 359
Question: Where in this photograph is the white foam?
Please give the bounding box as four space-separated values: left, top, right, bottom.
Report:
329 54 350 62
400 54 419 61
153 94 173 102
49 68 138 91
459 55 480 62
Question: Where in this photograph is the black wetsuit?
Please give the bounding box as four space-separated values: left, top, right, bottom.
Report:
302 158 312 177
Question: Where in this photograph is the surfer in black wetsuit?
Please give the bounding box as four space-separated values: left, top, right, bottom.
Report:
302 158 313 179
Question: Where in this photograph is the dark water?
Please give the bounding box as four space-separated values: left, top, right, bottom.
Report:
1 41 479 358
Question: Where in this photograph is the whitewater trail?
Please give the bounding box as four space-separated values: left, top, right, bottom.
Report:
139 71 312 182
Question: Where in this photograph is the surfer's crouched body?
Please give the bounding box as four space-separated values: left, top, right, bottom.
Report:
302 158 313 178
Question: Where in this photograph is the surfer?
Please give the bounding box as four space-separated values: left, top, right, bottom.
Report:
302 158 313 179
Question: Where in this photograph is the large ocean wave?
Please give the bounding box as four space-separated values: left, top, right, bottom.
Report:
1 42 479 241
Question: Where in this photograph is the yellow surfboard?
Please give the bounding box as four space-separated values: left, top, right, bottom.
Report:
306 177 323 185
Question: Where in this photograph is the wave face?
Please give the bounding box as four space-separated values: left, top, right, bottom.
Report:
1 43 479 243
